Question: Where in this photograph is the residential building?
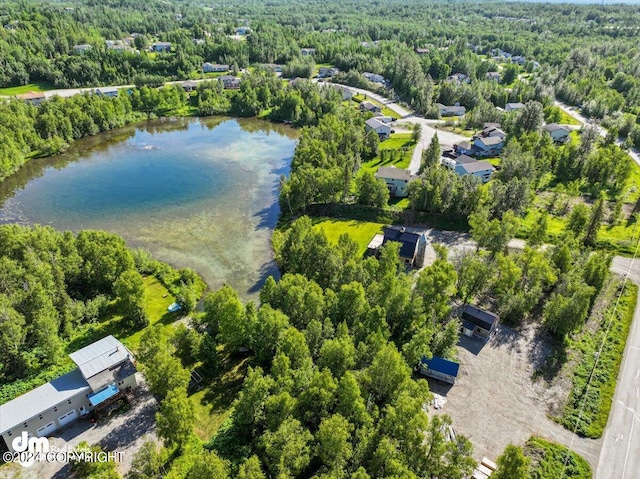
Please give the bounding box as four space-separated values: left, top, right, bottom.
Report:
473 136 504 156
16 92 46 105
437 103 466 117
152 42 172 53
461 305 500 341
479 123 506 140
220 75 241 89
445 73 469 85
363 72 385 84
236 27 250 35
95 87 119 98
415 47 430 55
381 226 427 267
203 63 229 73
73 44 92 54
365 118 391 140
359 101 382 113
505 102 525 112
542 123 571 142
454 160 495 183
374 166 416 198
512 55 526 65
419 356 460 384
325 83 353 100
301 48 316 56
0 336 138 452
264 64 284 74
181 80 197 92
486 71 501 82
318 67 339 78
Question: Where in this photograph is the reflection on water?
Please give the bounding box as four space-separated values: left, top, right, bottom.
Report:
0 117 298 299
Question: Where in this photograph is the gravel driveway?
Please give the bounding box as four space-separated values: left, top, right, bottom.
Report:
0 375 158 479
428 324 602 468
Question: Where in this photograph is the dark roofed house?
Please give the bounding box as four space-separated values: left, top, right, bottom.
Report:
461 305 499 341
381 226 426 267
420 356 460 384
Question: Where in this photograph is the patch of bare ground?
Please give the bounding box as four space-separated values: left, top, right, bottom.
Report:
427 322 601 468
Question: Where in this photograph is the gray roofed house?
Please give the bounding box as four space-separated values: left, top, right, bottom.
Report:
454 159 495 183
1 335 139 452
486 71 501 82
542 123 571 142
365 118 391 140
437 103 466 117
0 369 91 434
505 102 525 112
69 335 133 381
375 166 416 197
360 101 381 113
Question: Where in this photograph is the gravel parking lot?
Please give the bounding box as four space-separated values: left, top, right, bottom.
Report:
427 323 602 468
0 376 158 479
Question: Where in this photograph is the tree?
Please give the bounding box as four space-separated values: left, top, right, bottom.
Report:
114 270 148 328
514 101 544 134
316 414 354 471
469 209 518 257
156 388 194 451
142 349 190 399
566 203 590 237
186 451 230 479
364 344 411 404
584 194 605 247
127 440 167 479
420 133 440 173
234 367 274 436
492 444 530 479
412 123 423 143
528 211 548 247
355 171 389 207
237 456 266 479
456 252 491 304
544 280 595 337
261 418 313 478
502 64 518 85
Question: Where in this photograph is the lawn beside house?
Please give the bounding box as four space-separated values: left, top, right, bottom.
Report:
0 81 54 96
312 218 384 256
360 133 416 174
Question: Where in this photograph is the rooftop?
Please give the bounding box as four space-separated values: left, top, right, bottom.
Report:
375 166 412 181
477 136 503 146
69 335 132 380
462 305 499 331
365 118 388 130
382 226 422 259
543 123 570 133
421 356 460 377
0 369 90 433
16 92 45 100
458 161 495 174
456 154 477 164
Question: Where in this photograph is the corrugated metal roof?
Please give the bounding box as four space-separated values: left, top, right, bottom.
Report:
69 335 131 380
0 369 90 433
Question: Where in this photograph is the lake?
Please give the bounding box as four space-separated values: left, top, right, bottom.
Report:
0 117 298 299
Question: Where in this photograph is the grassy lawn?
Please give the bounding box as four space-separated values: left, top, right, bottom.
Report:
189 347 250 440
560 281 638 438
0 81 54 96
0 276 178 405
361 133 416 174
312 217 385 256
524 437 592 479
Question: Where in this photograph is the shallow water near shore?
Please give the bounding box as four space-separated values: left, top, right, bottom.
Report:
0 117 298 299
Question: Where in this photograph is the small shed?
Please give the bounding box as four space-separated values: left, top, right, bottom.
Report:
461 305 499 341
420 356 460 384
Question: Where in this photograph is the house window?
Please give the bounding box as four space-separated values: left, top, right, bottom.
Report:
67 399 72 404
23 423 27 428
39 415 43 420
7 431 12 437
54 407 57 412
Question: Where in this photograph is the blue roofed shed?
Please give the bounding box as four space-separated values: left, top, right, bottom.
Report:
420 356 460 384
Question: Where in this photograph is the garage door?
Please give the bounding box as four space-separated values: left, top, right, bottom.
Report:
36 421 56 437
57 409 77 427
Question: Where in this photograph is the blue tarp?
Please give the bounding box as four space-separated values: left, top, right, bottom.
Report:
420 356 460 378
168 302 182 312
88 384 119 407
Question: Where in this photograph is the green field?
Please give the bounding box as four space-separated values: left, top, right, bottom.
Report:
0 81 54 96
361 133 416 174
312 217 384 256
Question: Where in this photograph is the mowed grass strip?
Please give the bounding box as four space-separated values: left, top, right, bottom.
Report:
312 218 385 256
0 81 54 96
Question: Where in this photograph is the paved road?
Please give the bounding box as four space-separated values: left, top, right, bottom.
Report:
554 100 640 167
597 256 640 479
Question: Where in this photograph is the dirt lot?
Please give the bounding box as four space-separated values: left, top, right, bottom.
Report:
428 324 602 468
0 375 158 479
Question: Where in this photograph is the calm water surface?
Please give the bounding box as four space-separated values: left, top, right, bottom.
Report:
0 117 298 299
